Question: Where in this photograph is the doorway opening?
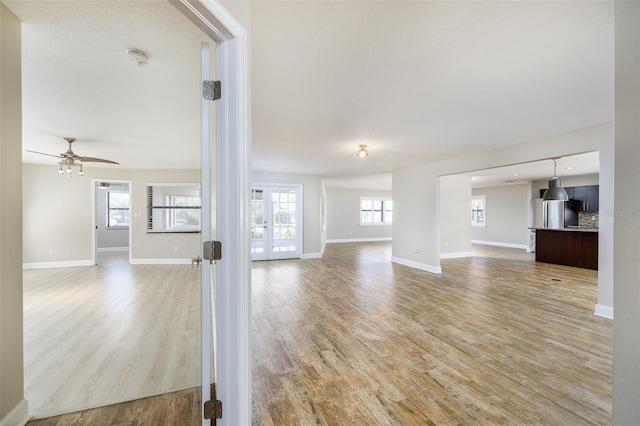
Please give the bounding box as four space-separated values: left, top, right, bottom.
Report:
93 179 131 264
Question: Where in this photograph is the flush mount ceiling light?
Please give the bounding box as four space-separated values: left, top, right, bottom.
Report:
127 48 149 66
356 144 368 158
542 158 569 201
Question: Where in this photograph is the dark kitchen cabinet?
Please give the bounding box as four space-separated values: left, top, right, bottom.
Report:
586 185 599 211
535 229 598 270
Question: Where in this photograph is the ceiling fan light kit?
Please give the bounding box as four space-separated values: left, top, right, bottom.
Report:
26 137 119 179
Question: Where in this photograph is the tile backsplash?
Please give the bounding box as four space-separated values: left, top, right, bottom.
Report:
578 211 599 228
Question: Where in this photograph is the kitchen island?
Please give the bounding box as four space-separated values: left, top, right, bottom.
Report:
535 228 598 270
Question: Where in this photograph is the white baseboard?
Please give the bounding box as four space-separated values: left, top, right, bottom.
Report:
327 237 392 243
301 252 322 259
0 399 29 426
594 304 614 319
391 256 441 274
471 240 528 250
129 258 194 265
97 247 129 253
440 251 473 259
23 260 94 270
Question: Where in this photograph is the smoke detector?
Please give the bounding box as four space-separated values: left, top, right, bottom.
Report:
127 49 148 66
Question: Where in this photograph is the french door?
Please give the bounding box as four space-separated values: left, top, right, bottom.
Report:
251 185 302 261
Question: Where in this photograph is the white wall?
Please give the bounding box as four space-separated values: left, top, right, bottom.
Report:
471 184 530 248
252 171 323 257
96 182 129 250
325 187 392 242
392 122 614 316
613 1 640 422
440 175 472 257
23 165 202 265
0 4 26 423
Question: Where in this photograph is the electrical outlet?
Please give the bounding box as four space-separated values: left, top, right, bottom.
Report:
48 249 54 256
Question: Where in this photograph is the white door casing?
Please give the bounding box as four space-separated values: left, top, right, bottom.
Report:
172 1 250 425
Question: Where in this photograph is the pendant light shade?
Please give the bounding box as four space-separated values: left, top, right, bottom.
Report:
542 159 569 201
356 144 368 158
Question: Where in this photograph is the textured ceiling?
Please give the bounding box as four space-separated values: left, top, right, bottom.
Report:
8 1 612 185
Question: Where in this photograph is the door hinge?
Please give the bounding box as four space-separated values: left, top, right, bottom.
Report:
203 80 221 101
203 241 222 264
204 399 222 421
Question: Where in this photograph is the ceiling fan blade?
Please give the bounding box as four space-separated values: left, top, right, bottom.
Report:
76 156 119 165
25 150 63 159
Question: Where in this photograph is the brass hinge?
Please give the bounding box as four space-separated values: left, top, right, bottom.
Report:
204 399 222 421
203 80 222 101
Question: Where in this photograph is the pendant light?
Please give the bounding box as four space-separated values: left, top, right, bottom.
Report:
542 159 569 201
356 144 368 158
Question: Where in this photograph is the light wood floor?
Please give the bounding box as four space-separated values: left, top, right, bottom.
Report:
251 242 612 425
23 252 201 418
26 243 613 425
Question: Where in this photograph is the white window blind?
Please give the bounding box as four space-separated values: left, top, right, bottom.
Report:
147 184 201 233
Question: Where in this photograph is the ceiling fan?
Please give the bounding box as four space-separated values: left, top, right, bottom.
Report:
26 137 119 177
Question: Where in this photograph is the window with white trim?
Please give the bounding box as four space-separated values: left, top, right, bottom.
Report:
107 191 130 229
360 197 393 225
471 195 486 227
147 184 201 233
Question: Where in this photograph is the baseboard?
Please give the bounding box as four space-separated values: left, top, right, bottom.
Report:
97 247 129 253
0 399 29 426
391 256 441 274
471 240 528 250
594 304 614 319
23 260 94 270
129 258 194 265
327 237 392 243
440 251 473 259
301 252 322 259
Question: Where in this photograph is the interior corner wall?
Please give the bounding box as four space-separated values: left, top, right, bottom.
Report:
326 187 392 241
1 3 26 421
439 175 472 256
471 184 530 248
613 0 640 423
252 171 322 256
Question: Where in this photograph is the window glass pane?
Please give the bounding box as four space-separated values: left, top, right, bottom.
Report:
148 185 201 232
373 211 382 222
373 200 382 210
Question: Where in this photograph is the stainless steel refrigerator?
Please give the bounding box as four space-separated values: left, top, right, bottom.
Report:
528 199 565 252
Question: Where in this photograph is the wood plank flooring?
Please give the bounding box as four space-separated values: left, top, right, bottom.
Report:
25 243 612 425
251 242 612 425
26 387 200 426
23 252 201 418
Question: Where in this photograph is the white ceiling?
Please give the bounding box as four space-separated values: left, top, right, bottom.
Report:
8 1 613 187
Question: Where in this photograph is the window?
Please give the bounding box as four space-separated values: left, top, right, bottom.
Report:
471 195 486 227
360 197 393 225
107 191 130 229
147 184 201 233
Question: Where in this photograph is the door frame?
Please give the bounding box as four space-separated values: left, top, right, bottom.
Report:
251 183 303 261
172 1 250 425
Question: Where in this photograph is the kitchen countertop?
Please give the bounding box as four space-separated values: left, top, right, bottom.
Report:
530 227 599 233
